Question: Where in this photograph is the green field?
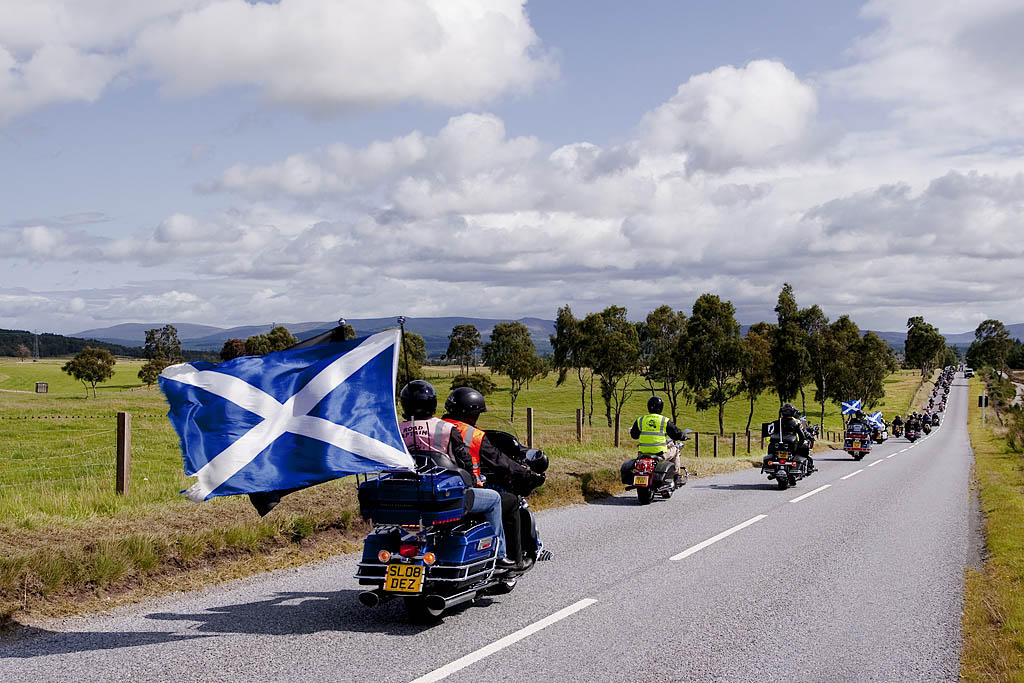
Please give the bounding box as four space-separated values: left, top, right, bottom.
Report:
0 356 928 624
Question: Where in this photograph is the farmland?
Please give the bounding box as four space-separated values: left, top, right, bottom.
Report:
0 356 928 623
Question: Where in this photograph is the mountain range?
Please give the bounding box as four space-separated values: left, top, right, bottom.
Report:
74 318 1024 358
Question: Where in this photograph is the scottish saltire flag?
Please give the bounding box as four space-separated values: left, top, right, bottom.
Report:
841 399 863 415
868 411 885 427
159 329 414 502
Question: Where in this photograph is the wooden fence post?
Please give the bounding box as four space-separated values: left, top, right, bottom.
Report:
746 430 751 453
526 407 534 449
694 432 699 457
760 434 765 451
576 408 582 443
732 432 736 457
116 411 131 496
613 413 620 447
713 434 718 458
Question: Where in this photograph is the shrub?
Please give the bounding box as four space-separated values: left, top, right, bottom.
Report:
450 373 497 395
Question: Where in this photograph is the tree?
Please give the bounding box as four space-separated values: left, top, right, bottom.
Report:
139 325 183 386
740 322 774 433
851 332 897 409
15 343 30 361
803 308 842 431
638 305 689 424
482 322 546 422
685 294 745 435
580 306 640 431
62 347 116 397
1008 339 1024 370
444 324 482 375
397 331 427 388
905 316 946 377
220 338 247 361
550 305 596 426
450 373 497 395
245 325 298 356
770 283 809 404
967 319 1012 372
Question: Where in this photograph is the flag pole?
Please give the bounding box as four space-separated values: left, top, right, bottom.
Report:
398 316 409 387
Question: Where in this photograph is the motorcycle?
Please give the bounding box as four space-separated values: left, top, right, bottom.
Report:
354 431 547 622
906 427 919 442
892 424 903 438
923 423 932 434
761 432 811 490
620 431 691 505
932 414 941 427
843 422 873 460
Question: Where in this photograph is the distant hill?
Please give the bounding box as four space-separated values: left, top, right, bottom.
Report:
76 317 559 358
70 318 1024 359
0 329 217 361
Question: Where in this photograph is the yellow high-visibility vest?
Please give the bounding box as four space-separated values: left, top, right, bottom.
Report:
635 413 669 454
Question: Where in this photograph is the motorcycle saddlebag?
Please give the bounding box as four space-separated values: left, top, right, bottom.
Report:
654 459 676 479
620 458 638 485
357 469 467 526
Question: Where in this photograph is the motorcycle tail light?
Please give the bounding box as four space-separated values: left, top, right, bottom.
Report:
399 542 420 558
637 458 655 473
377 550 391 563
422 552 436 566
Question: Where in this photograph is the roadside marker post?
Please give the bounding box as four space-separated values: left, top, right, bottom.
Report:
576 409 582 443
526 407 534 448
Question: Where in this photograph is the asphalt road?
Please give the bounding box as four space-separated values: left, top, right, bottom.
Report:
1 378 974 682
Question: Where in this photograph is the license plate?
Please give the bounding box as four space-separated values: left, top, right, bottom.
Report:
852 441 860 448
384 563 424 593
633 475 649 486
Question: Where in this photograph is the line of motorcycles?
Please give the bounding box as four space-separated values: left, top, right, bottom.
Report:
353 372 960 621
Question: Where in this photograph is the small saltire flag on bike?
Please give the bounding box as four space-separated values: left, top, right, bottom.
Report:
841 399 863 415
159 329 414 502
868 411 885 427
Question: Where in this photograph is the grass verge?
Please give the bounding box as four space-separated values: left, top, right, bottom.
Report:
961 376 1024 681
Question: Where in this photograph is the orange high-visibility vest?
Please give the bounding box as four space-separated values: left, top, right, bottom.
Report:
444 418 484 486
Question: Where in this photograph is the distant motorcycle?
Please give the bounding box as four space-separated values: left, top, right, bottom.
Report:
621 432 691 505
892 424 903 438
906 427 919 442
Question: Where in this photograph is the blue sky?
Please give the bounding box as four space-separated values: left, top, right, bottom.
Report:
2 0 1023 335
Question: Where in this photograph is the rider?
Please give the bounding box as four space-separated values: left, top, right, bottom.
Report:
441 386 545 570
766 403 815 473
398 380 517 570
630 396 686 487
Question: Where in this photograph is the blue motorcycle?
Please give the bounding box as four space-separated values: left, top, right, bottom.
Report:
354 433 546 621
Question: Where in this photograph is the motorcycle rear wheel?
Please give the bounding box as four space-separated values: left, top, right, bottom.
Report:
776 476 790 490
637 487 653 505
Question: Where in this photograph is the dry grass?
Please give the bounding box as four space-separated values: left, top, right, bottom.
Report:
961 376 1024 681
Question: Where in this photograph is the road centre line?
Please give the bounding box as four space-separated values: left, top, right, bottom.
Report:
409 598 598 683
789 484 831 503
670 514 768 561
840 469 864 480
886 453 897 458
868 459 884 467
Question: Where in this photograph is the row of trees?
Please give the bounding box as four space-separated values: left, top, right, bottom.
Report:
546 284 909 435
966 319 1024 372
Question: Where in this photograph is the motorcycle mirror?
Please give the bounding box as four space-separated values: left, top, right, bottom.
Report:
681 428 693 435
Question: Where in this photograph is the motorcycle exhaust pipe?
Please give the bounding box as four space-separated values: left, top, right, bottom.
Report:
425 581 500 612
359 589 393 608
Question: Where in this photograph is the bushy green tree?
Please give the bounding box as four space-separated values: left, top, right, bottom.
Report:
450 373 497 395
740 322 774 433
550 305 596 425
905 316 945 377
771 283 809 404
482 322 546 422
220 338 247 361
139 324 183 386
397 331 427 388
966 319 1012 373
63 347 116 397
444 324 482 375
684 294 745 435
638 305 689 424
581 306 640 431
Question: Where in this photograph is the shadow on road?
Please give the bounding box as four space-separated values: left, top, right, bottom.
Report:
699 483 774 491
0 625 210 659
146 590 471 636
586 495 645 506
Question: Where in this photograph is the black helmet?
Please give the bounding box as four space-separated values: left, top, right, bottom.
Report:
780 403 797 418
400 380 436 419
647 396 664 413
525 448 549 474
445 386 487 419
